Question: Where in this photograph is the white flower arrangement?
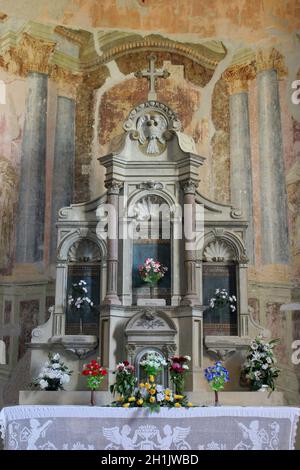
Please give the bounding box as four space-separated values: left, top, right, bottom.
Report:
241 337 280 391
140 352 167 376
32 353 73 391
208 288 236 312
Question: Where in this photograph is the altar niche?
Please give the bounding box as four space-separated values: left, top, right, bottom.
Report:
203 263 238 336
130 195 172 305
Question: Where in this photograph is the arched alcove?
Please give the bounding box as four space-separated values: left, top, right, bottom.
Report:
66 238 102 335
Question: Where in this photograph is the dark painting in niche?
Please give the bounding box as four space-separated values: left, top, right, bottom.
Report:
203 264 237 336
66 264 100 335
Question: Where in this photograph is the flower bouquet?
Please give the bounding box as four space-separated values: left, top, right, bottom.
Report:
140 351 167 378
241 337 280 392
110 360 137 401
208 288 236 312
31 352 72 391
116 378 193 411
68 280 94 334
138 258 168 297
168 355 191 395
204 361 229 406
82 359 107 406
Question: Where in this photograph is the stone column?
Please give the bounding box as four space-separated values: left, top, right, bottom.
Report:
181 180 199 306
104 180 122 305
15 34 55 264
223 64 255 264
256 48 289 264
50 94 76 261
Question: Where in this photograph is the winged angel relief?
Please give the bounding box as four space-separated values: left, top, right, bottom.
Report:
136 113 168 155
103 424 191 450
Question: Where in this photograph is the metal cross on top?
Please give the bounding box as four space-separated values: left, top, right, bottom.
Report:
135 54 170 100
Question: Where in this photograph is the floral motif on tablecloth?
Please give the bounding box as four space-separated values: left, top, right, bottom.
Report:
62 442 95 450
198 441 227 450
234 420 280 450
103 424 191 450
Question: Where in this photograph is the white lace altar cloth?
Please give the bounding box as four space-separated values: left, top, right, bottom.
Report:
0 406 299 450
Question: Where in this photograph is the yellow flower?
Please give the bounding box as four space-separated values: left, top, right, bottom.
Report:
175 402 181 408
122 403 130 408
145 382 151 390
116 396 124 402
165 395 171 401
149 388 156 395
174 394 184 400
164 389 171 395
128 396 136 402
149 396 156 403
149 375 155 383
137 399 144 406
139 383 145 388
187 402 193 407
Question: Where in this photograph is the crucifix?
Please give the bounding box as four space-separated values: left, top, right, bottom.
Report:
135 54 170 100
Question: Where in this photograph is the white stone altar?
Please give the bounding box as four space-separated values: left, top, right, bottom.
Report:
1 405 299 450
25 58 268 404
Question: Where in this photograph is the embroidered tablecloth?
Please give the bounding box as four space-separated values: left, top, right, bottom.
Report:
0 405 299 450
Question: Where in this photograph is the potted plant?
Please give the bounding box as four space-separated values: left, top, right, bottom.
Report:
168 355 190 395
204 361 229 406
82 359 107 406
31 352 72 391
138 258 168 298
240 337 280 392
110 360 137 401
68 280 94 334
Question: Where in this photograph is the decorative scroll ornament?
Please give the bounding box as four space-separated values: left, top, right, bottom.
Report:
135 309 165 330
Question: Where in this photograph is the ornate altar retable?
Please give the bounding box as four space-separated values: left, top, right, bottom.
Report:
1 405 299 450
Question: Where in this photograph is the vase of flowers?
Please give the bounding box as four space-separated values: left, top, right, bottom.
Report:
138 258 168 298
204 361 229 406
68 280 94 334
168 355 191 395
208 288 236 312
31 353 72 391
82 359 107 406
110 360 137 401
140 351 167 378
240 337 280 392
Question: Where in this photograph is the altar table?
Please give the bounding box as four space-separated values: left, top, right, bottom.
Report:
1 405 299 450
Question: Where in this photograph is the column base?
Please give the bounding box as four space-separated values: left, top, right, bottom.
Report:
180 294 200 306
103 294 121 306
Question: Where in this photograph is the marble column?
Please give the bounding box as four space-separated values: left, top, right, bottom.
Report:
256 49 289 264
50 96 75 262
223 64 255 264
16 72 48 263
181 180 199 306
104 180 122 305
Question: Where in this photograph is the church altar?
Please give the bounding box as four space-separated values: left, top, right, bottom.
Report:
1 405 299 450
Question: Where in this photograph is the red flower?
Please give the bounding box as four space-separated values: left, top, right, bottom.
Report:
82 370 89 376
92 371 98 376
100 369 107 376
123 360 129 366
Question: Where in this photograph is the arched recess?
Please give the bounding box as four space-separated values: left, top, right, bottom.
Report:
124 308 177 387
122 189 180 306
197 230 249 337
54 230 107 336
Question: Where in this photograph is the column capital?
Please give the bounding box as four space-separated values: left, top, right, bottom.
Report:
105 179 123 195
255 48 287 77
1 33 56 76
223 63 255 94
181 179 197 195
51 65 83 99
